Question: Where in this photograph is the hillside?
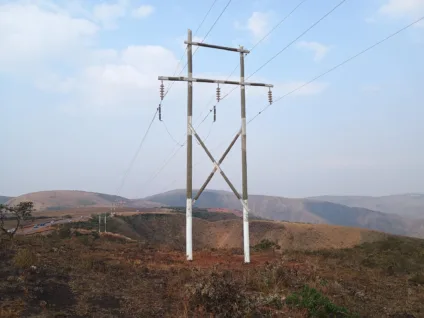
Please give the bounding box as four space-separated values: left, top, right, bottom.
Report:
144 189 424 238
6 190 159 212
103 213 390 251
309 194 424 218
3 225 424 317
0 195 13 204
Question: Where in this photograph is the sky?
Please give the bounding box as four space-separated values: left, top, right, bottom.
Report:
1 0 424 199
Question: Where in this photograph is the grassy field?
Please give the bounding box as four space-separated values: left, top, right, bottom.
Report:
1 223 424 317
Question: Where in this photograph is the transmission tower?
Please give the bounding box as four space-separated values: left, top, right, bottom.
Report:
158 29 273 263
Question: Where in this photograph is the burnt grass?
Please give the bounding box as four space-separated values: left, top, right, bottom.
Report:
1 231 424 317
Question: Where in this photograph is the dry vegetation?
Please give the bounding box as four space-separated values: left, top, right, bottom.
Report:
1 219 424 317
90 213 390 251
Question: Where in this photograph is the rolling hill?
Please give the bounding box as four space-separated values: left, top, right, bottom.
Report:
144 189 424 238
105 213 390 251
5 190 159 211
4 189 424 239
309 194 424 218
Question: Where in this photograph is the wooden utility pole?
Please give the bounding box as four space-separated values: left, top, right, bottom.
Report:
158 29 273 263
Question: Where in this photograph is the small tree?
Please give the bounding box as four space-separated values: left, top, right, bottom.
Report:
0 201 34 239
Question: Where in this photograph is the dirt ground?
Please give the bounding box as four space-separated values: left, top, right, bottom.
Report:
1 231 424 318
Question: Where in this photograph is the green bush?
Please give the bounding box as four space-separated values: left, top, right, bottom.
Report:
286 285 356 317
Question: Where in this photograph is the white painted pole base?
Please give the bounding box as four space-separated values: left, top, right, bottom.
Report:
242 200 250 263
186 198 193 261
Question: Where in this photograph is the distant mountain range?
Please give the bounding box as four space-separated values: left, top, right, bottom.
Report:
3 189 424 238
308 194 424 219
145 189 424 238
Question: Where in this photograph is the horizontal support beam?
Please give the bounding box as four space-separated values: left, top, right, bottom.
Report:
158 76 273 88
184 41 250 54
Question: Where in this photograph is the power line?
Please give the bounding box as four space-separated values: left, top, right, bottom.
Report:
144 1 235 189
194 0 344 117
250 0 310 52
248 15 424 124
115 108 158 196
142 0 343 191
147 0 309 187
194 0 219 36
155 121 218 193
141 142 184 189
178 0 233 75
199 0 232 46
113 1 227 199
248 0 348 79
161 120 184 147
141 115 216 190
144 1 321 192
152 15 424 192
162 0 220 99
193 0 310 125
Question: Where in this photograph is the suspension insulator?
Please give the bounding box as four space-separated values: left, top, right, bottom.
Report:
158 103 162 121
213 105 216 122
216 85 221 102
268 88 273 105
160 81 165 100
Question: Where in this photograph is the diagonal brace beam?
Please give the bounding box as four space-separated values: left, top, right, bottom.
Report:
194 129 241 203
190 124 242 202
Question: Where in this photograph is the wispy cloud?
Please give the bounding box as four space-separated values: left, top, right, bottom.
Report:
92 0 128 29
296 41 331 62
370 0 424 27
235 11 274 42
131 5 154 19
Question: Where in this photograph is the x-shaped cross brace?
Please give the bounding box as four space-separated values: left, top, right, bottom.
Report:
190 124 249 214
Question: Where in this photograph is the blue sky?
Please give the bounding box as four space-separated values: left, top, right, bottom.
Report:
1 0 424 199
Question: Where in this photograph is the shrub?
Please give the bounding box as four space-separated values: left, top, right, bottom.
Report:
58 226 71 239
78 235 91 246
409 273 424 285
286 285 356 317
186 271 252 317
253 239 280 251
91 231 100 240
13 248 37 268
